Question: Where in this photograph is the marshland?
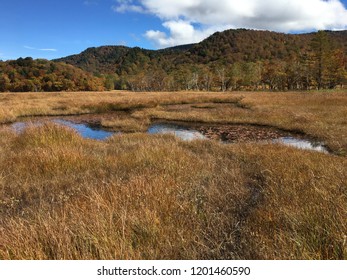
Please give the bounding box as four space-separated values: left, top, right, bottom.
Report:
0 90 346 259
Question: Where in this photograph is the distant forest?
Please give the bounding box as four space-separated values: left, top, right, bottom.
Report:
1 29 346 92
0 58 104 92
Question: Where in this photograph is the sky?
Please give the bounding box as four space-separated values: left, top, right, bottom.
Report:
0 0 347 60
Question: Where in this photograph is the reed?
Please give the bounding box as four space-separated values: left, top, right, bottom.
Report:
0 90 346 259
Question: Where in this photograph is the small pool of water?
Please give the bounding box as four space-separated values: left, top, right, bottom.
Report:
11 119 114 140
274 137 328 153
148 123 207 141
147 123 328 153
8 119 329 153
54 120 114 140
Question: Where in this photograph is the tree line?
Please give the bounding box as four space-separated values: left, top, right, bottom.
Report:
0 30 346 92
99 31 347 92
0 58 105 92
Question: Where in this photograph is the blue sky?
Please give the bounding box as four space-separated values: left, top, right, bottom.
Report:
1 0 347 60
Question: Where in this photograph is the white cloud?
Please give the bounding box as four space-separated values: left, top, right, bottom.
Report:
113 0 347 48
39 48 58 52
112 0 147 13
24 46 57 52
145 20 233 48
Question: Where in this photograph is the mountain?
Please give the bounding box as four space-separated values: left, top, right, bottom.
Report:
1 29 346 92
53 29 347 91
54 45 132 75
187 29 347 63
55 29 347 74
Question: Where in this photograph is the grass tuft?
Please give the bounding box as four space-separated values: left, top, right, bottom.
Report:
0 90 346 259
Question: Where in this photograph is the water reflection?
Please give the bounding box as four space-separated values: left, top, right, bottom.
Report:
54 120 114 140
148 123 328 153
11 119 114 140
148 123 206 141
9 119 329 153
274 137 328 153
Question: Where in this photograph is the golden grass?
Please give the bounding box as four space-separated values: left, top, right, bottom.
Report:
0 90 346 259
1 90 346 153
233 144 347 259
0 124 345 259
132 91 347 155
0 91 241 121
100 116 150 132
0 125 244 259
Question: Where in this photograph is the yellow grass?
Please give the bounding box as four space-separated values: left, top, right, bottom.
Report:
100 116 150 132
0 90 346 259
0 91 241 120
1 90 345 153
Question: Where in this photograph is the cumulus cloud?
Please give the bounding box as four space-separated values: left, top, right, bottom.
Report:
113 0 347 48
145 20 233 47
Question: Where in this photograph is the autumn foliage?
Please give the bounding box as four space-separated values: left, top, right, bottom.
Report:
1 29 346 92
0 58 105 92
57 29 347 92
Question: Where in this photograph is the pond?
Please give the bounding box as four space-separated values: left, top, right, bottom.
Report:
148 123 207 141
11 119 114 140
8 119 328 153
148 122 328 153
273 137 328 153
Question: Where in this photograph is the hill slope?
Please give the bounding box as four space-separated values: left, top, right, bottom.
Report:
187 29 347 63
55 29 347 91
56 29 347 73
1 29 346 92
0 57 105 92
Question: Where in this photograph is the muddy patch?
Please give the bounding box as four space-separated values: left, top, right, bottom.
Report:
148 122 328 153
198 125 287 142
5 116 329 153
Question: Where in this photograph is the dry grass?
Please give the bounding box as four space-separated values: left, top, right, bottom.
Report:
1 90 346 154
0 125 247 259
133 91 347 155
233 144 347 259
0 91 241 122
0 90 346 260
100 116 150 132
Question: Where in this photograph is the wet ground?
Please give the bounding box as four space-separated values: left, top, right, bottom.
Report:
6 116 328 153
148 122 328 153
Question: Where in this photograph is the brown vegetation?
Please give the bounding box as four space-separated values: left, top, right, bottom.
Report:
0 90 346 259
0 58 105 92
1 30 346 93
56 30 347 91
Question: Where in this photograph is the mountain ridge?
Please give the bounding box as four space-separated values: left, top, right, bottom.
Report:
1 29 346 92
54 29 347 74
53 28 346 91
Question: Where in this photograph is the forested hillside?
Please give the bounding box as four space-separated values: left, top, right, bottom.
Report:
0 58 105 92
56 29 347 91
1 29 346 92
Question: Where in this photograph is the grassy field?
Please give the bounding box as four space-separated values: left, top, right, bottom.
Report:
0 90 346 259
